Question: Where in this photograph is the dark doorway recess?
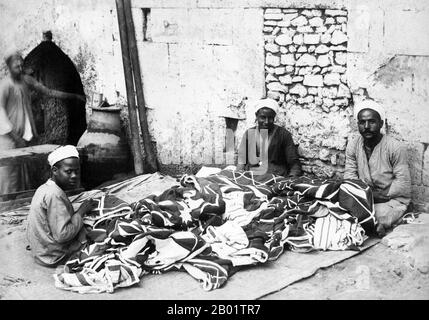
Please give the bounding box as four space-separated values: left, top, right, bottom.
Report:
24 31 87 146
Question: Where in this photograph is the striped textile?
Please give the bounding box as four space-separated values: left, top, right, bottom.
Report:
55 170 376 294
83 194 133 228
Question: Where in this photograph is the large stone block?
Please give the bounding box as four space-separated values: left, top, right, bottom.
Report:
309 17 323 27
289 84 307 97
337 83 351 98
330 30 348 45
265 8 282 14
264 13 284 20
147 8 237 45
335 52 347 65
321 87 338 98
315 44 329 54
275 34 293 46
198 9 235 45
321 33 331 44
303 34 320 45
281 53 295 65
275 67 286 75
303 74 323 87
137 42 170 109
132 0 198 8
325 9 347 17
147 8 191 43
279 75 292 85
297 26 313 33
317 54 331 67
292 76 304 82
324 72 341 85
298 66 312 75
291 15 308 27
297 45 307 53
265 42 280 53
296 53 317 66
293 34 304 45
267 81 288 93
266 53 281 67
384 9 429 55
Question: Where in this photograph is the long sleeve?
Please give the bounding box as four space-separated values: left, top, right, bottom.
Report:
46 193 83 244
24 75 77 100
387 143 411 199
0 81 13 135
283 131 302 177
344 138 359 180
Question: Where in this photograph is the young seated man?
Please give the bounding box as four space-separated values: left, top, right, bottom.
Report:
27 145 96 267
344 100 411 236
236 98 302 177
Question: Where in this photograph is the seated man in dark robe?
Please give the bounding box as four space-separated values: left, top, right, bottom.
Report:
236 98 302 177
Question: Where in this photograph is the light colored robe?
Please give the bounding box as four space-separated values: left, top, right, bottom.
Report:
344 134 411 204
0 76 37 195
344 134 411 228
26 179 85 266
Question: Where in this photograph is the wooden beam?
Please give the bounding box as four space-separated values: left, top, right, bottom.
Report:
123 0 158 173
0 145 86 167
115 0 145 175
0 144 59 166
0 188 85 213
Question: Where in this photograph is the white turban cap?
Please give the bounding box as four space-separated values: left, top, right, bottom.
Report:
48 145 79 167
253 98 279 115
353 99 386 121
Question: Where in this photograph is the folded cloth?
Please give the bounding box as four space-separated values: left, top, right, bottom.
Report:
182 256 233 291
307 213 367 251
54 171 375 294
54 254 142 294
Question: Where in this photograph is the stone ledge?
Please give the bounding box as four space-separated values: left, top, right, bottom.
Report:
131 0 198 8
131 0 426 10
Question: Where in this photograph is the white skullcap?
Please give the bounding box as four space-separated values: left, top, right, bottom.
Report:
253 98 279 115
354 99 386 121
48 145 79 167
4 47 22 64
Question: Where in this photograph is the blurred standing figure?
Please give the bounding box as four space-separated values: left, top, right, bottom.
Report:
0 48 85 196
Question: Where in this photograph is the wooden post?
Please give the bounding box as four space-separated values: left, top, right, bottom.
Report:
115 0 145 175
123 0 158 173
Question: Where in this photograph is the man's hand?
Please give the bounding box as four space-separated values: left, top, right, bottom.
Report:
8 131 27 148
76 199 98 217
373 190 390 203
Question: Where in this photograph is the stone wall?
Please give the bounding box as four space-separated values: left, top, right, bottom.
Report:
263 8 351 179
0 0 428 209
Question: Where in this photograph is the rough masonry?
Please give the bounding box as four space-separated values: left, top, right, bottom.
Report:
264 8 351 179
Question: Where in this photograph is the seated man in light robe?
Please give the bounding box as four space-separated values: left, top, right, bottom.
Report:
27 145 96 267
344 100 411 236
236 98 302 177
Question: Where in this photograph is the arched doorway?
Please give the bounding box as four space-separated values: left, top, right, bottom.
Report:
23 31 87 146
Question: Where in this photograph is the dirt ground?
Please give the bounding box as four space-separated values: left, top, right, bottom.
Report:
263 213 429 300
1 212 428 300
